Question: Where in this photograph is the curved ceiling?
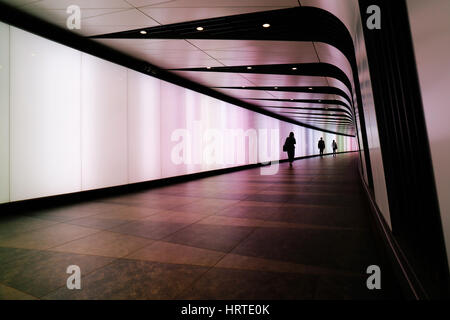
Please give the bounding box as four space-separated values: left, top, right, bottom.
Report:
0 0 362 136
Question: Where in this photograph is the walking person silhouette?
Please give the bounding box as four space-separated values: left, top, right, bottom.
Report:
332 140 338 157
318 137 325 157
283 132 296 167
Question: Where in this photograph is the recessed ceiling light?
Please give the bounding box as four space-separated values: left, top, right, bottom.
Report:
262 23 270 28
308 87 313 90
274 87 278 89
291 67 297 70
247 66 252 70
140 30 147 35
196 26 204 31
318 100 322 102
242 86 246 88
206 66 211 69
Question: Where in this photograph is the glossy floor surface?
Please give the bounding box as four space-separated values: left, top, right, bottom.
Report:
0 153 399 299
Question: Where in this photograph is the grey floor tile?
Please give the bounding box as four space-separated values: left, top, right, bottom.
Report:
44 259 209 300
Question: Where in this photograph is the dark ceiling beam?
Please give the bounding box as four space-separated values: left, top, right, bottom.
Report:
212 85 352 105
288 116 353 123
303 123 353 127
299 122 353 127
305 122 353 125
262 106 352 116
279 111 353 120
90 7 356 66
170 63 353 98
281 112 352 121
301 120 353 124
290 117 352 122
244 98 351 111
299 117 353 123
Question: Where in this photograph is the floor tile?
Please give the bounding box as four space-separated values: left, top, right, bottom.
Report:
197 215 267 228
216 253 358 277
169 199 238 215
178 267 318 299
314 274 387 300
92 205 160 220
109 220 188 240
0 224 99 250
126 241 225 267
0 216 59 239
25 202 114 222
268 204 371 228
0 283 38 300
0 250 114 298
0 247 35 265
50 231 152 258
44 259 208 300
143 210 208 224
232 227 378 273
216 205 283 220
67 216 130 230
134 196 201 210
165 223 255 252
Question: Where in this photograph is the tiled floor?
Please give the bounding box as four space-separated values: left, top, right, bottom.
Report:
0 153 400 300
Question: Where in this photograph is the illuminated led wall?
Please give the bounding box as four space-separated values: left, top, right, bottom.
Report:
0 22 9 204
10 27 82 200
0 24 357 204
80 53 128 191
127 70 161 184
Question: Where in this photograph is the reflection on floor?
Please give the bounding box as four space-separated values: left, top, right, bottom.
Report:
0 153 399 300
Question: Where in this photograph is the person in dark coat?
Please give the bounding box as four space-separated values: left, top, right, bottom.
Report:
318 137 325 157
332 140 338 157
284 132 296 166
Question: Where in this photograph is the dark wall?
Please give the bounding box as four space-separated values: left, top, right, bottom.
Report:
359 0 449 299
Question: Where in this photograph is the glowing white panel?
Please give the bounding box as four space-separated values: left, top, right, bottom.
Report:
81 54 128 190
127 69 162 183
255 113 280 163
279 122 289 160
200 94 227 172
160 81 195 178
222 103 255 167
160 81 235 177
296 126 306 156
10 27 81 201
0 23 9 203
